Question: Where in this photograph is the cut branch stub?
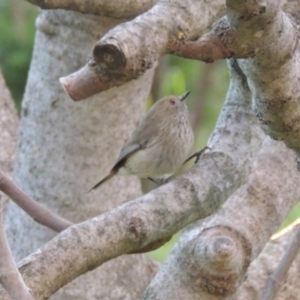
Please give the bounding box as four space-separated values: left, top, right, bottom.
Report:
60 60 126 101
192 227 246 296
93 41 126 71
196 227 247 274
206 236 236 267
61 0 225 101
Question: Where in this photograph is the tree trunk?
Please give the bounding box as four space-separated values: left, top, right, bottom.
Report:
5 9 158 299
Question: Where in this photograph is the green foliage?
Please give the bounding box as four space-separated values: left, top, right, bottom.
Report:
161 64 187 95
155 56 229 149
279 201 300 230
148 233 181 262
0 1 37 110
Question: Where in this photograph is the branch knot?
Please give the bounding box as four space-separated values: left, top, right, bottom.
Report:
93 42 126 72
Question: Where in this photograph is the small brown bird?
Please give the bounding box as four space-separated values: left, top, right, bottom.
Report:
89 91 194 191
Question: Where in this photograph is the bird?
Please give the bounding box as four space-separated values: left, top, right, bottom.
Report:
89 91 194 191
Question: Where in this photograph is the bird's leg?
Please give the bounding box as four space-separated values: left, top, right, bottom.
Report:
184 146 211 165
148 177 174 185
148 177 160 185
161 176 174 184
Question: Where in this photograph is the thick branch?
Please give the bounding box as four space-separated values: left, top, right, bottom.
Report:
26 0 157 19
225 0 300 162
0 212 34 300
0 170 72 232
144 136 300 300
61 0 226 100
173 17 237 62
167 0 300 63
173 1 300 62
175 0 300 166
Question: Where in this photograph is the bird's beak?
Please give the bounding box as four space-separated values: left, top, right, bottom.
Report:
180 91 190 102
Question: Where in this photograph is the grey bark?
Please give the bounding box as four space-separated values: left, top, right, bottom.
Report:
5 9 158 299
0 72 19 177
145 134 300 299
0 72 33 299
236 224 300 300
0 213 34 300
0 170 72 232
260 224 300 300
26 0 158 19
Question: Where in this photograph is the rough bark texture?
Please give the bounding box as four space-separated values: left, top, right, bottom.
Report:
260 224 300 300
236 224 300 300
0 215 34 300
26 0 157 18
144 136 300 300
5 9 158 299
0 170 72 232
0 72 19 178
172 0 300 161
227 1 300 158
0 73 33 299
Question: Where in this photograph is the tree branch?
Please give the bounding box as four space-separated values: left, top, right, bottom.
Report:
260 223 300 300
60 0 226 100
225 0 300 162
26 0 157 19
0 71 34 299
236 220 300 299
0 209 34 300
144 136 300 300
173 1 300 62
0 170 73 232
173 18 237 63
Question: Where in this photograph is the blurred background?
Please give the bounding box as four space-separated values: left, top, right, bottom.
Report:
1 0 299 263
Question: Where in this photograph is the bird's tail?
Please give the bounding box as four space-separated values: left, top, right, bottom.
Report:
88 170 117 193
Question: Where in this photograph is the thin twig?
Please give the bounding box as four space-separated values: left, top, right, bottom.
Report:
0 201 34 299
0 170 73 232
260 223 300 300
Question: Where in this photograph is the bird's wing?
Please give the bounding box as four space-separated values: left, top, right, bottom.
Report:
113 107 161 170
112 143 142 171
88 143 142 192
128 110 161 148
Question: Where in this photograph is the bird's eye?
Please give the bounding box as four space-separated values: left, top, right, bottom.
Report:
169 99 176 105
